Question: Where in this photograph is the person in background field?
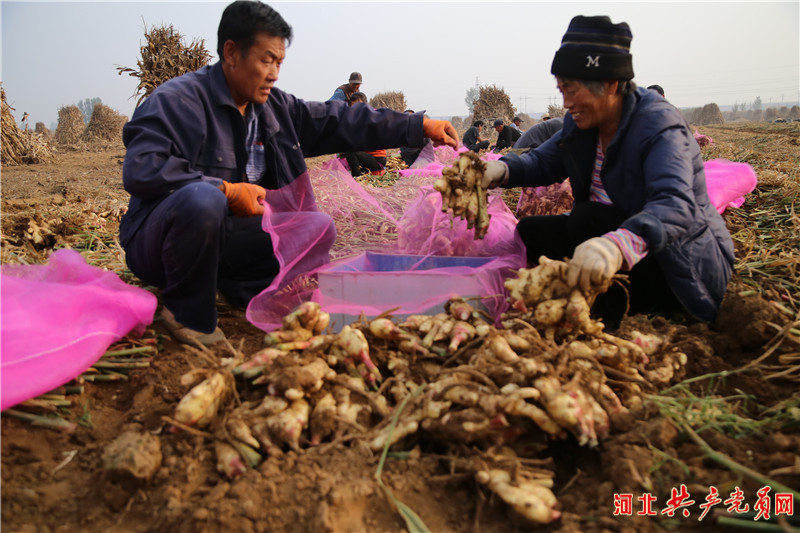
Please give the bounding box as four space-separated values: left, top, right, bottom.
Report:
540 113 552 121
119 0 458 346
647 84 665 97
510 116 524 132
399 109 433 167
342 92 388 177
328 71 363 102
462 120 490 152
480 15 734 328
492 118 522 152
513 116 564 151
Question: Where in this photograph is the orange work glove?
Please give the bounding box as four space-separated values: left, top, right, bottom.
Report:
218 181 266 217
422 118 459 149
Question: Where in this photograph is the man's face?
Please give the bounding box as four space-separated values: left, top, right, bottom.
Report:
556 78 617 130
225 32 286 109
348 82 361 92
494 125 502 133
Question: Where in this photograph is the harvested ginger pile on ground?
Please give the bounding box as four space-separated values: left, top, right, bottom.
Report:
168 259 687 525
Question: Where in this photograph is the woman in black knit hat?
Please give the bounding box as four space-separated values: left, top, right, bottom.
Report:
481 15 734 327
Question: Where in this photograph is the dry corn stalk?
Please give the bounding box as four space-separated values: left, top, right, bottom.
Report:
116 23 212 106
82 103 127 146
369 91 407 112
54 105 85 146
472 84 516 126
1 84 55 165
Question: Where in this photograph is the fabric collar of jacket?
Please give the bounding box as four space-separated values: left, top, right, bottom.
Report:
209 62 280 140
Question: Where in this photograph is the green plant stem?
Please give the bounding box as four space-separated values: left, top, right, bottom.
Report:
375 384 426 481
92 361 151 370
81 373 128 382
3 409 77 433
374 384 431 533
661 369 750 395
46 385 85 395
102 346 155 357
716 517 794 531
681 424 800 500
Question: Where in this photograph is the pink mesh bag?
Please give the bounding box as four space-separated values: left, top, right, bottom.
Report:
703 158 758 213
1 249 157 409
245 172 337 329
246 153 526 332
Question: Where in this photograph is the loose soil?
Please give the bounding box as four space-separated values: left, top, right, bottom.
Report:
1 124 798 533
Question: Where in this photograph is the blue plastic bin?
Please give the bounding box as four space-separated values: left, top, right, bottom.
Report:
317 252 500 330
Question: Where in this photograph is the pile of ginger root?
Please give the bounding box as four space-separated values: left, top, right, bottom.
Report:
166 257 688 525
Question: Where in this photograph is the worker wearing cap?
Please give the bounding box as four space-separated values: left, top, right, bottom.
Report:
510 116 524 132
479 15 734 327
328 72 363 103
492 119 521 152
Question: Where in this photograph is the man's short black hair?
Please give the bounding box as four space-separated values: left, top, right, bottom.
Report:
218 1 293 59
349 92 367 104
473 120 484 127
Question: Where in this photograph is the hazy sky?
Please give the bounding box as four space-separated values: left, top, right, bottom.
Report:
2 1 798 128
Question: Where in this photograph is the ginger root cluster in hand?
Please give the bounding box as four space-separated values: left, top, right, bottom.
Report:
434 151 491 239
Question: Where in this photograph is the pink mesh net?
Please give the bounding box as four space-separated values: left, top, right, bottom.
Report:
1 249 157 409
703 158 758 213
246 150 526 332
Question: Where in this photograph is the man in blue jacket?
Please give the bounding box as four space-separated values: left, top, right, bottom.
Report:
120 0 458 346
481 15 734 326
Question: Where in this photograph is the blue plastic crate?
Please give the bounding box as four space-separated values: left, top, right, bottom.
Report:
318 252 501 330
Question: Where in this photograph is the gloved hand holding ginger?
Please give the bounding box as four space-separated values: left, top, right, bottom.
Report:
566 237 623 292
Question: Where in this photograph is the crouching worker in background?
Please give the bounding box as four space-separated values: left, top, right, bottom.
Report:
480 15 734 328
342 92 388 177
119 0 458 346
462 120 490 153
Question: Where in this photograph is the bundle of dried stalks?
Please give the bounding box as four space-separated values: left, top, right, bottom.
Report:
546 104 566 119
54 105 85 146
1 85 55 166
34 122 53 140
690 103 725 125
116 23 212 106
369 91 407 112
449 116 465 131
82 103 127 146
473 85 516 125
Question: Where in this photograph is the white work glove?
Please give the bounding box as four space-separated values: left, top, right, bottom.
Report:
481 160 509 189
566 237 624 292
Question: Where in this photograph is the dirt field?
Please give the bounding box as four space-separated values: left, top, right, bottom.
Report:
2 123 799 533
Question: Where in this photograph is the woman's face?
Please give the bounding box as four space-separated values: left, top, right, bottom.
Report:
556 78 618 130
